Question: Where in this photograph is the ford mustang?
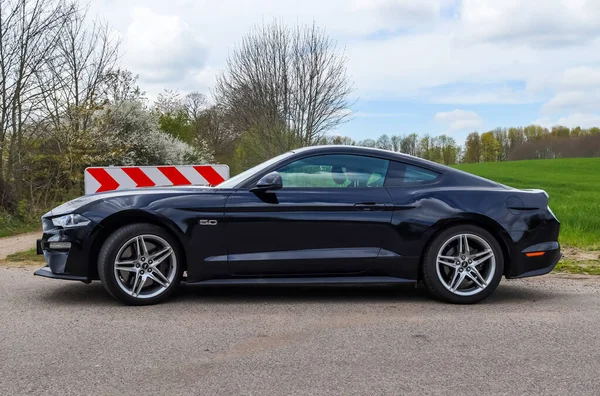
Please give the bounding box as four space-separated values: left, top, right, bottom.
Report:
35 146 561 305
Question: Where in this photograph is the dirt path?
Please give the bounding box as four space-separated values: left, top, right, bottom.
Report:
0 231 39 260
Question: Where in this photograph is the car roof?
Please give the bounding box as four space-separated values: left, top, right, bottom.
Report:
290 145 501 188
291 145 450 172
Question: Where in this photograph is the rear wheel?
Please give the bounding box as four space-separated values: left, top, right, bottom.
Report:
98 223 183 305
422 225 503 304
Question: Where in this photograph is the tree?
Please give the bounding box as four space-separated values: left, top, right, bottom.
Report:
524 125 547 141
40 6 120 192
437 135 459 165
390 135 402 152
0 0 76 195
375 134 392 150
44 7 120 132
358 138 376 148
215 19 354 165
154 90 194 144
551 125 570 138
191 104 239 164
464 132 482 163
493 128 509 161
428 137 444 163
400 133 418 156
481 132 500 162
318 134 355 145
418 135 432 160
91 100 212 167
571 126 582 137
507 127 525 150
101 69 145 105
184 92 208 121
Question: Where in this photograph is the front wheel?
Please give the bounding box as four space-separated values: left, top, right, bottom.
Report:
422 225 504 304
98 223 183 305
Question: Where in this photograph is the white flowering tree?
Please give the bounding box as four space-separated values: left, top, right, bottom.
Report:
89 100 213 166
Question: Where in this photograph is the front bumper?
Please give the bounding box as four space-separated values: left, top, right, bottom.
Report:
34 222 96 282
34 265 89 282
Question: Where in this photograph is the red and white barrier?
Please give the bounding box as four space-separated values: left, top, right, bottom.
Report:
84 165 229 195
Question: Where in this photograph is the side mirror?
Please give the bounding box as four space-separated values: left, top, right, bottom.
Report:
252 171 283 192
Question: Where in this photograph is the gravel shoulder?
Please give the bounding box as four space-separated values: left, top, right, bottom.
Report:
0 231 39 260
2 266 600 396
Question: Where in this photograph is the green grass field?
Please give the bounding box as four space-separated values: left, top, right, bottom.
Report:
455 158 600 249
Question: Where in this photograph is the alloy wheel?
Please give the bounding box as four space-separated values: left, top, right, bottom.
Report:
113 234 177 299
435 233 496 296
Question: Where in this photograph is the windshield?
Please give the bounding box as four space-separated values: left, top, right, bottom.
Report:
216 151 294 188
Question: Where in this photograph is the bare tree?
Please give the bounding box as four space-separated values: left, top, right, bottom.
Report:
215 20 354 164
0 0 75 196
100 69 145 105
37 4 119 193
184 92 208 121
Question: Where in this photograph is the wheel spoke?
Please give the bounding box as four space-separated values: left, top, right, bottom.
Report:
458 236 463 256
463 235 470 255
470 249 492 260
472 251 494 266
115 260 137 272
467 267 487 289
449 271 465 292
149 247 173 266
138 236 149 257
151 266 170 285
148 271 168 288
131 273 146 297
134 237 142 259
438 255 458 268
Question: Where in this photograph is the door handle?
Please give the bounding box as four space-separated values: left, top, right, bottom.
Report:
354 202 386 211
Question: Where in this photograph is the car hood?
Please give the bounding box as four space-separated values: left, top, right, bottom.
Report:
46 186 218 217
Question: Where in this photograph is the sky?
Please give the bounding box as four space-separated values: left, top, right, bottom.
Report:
92 0 600 143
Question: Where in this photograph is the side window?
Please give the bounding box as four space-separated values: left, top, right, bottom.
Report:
275 155 389 188
385 161 439 187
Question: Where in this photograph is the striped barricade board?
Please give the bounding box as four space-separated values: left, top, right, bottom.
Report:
84 165 230 195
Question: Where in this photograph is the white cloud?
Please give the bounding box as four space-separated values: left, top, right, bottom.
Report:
535 113 600 129
124 8 208 85
435 109 482 130
355 111 412 117
540 66 600 113
430 86 539 105
459 0 600 47
351 0 442 31
559 66 600 90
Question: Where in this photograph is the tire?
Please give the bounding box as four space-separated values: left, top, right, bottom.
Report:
422 225 504 304
98 223 183 305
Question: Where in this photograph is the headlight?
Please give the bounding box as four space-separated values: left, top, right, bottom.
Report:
51 213 91 228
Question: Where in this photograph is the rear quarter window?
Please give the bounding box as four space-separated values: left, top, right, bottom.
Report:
385 161 440 187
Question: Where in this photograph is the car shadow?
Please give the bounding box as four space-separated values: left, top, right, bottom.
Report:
37 280 562 307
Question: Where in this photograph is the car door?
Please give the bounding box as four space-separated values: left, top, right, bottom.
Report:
224 154 396 276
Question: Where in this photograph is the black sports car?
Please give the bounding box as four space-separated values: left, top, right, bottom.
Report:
35 146 561 305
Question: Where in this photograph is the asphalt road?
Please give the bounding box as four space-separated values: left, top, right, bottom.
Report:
1 266 600 396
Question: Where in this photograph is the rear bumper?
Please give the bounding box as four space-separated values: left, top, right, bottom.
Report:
508 247 562 279
506 242 562 279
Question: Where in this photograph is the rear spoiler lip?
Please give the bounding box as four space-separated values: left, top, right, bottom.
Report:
520 188 549 198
